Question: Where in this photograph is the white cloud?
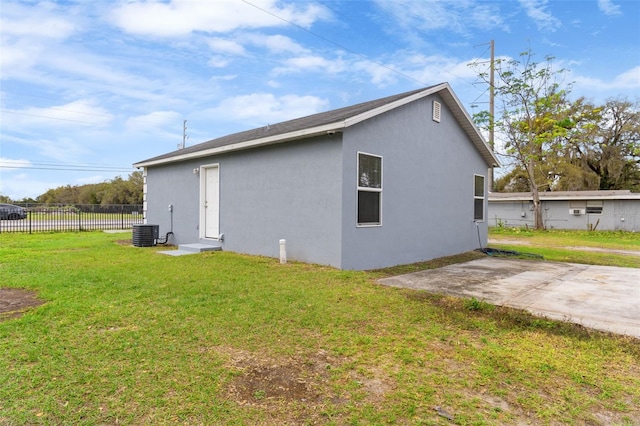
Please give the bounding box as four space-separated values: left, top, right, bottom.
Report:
7 100 113 128
125 111 183 131
518 0 562 32
208 93 329 125
613 67 640 87
354 53 480 88
207 37 246 55
0 2 81 77
244 34 309 55
597 0 621 16
352 60 398 87
0 40 43 76
0 2 77 39
273 55 347 75
19 135 91 163
209 74 237 82
573 66 640 92
0 158 32 172
208 56 233 68
373 0 508 36
32 49 194 107
110 0 330 37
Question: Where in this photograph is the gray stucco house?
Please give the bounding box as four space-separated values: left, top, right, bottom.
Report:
134 83 499 270
488 190 640 231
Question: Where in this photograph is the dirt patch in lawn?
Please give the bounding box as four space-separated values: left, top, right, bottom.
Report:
0 288 45 321
219 346 394 424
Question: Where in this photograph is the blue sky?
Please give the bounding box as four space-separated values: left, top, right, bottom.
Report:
1 0 639 200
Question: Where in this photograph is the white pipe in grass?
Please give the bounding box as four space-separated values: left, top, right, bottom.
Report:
279 239 287 264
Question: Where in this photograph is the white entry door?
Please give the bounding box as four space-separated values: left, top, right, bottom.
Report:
202 165 219 239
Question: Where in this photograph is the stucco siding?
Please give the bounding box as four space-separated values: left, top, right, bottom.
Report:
145 160 202 241
340 95 489 270
217 136 343 266
146 136 343 265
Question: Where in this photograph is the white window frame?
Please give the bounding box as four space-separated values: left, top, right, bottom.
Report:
357 152 383 227
473 174 485 222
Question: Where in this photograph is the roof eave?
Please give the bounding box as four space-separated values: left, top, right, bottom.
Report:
133 121 345 168
488 191 640 201
437 83 501 168
134 83 501 169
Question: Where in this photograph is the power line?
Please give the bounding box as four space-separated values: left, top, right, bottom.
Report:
0 110 100 125
0 160 134 172
241 0 491 109
1 2 495 133
0 94 175 126
25 160 130 167
240 0 429 87
0 165 134 172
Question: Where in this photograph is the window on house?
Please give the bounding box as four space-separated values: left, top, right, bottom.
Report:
586 200 603 214
474 174 485 221
357 152 382 226
569 200 586 215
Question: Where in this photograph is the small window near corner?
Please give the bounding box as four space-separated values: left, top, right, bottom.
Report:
432 100 441 123
357 152 382 226
474 174 485 221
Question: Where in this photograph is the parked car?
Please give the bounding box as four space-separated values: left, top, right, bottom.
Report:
0 204 27 220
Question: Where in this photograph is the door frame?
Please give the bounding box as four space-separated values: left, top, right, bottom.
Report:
199 163 220 240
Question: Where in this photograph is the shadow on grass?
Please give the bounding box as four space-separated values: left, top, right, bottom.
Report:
371 250 639 355
370 251 487 278
403 290 640 356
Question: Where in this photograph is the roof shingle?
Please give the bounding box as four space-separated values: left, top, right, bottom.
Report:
134 83 500 168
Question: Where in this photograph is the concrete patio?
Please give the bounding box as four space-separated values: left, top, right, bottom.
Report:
379 257 640 339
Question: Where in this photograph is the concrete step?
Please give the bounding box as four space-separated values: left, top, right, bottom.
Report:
159 242 222 256
178 243 222 253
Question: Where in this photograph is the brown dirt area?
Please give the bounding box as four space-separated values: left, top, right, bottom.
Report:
0 288 45 321
217 346 394 424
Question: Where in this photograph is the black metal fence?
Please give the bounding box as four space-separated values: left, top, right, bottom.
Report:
0 204 144 234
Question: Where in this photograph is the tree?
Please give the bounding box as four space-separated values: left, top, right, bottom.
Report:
35 172 143 205
491 97 640 193
574 98 640 191
493 168 531 192
473 49 574 229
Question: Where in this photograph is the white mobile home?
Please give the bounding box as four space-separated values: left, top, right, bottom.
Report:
488 191 640 231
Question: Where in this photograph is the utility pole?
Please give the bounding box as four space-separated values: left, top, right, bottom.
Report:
181 120 188 149
489 39 495 192
471 40 497 191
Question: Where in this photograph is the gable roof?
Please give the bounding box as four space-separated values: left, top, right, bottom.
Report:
134 83 500 168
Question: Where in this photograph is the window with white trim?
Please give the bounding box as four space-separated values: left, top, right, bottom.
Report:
474 174 485 221
357 152 382 226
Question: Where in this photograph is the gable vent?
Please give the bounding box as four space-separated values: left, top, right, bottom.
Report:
432 100 441 123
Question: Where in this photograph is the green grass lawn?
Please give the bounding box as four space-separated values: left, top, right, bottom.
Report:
1 232 639 425
488 227 640 268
